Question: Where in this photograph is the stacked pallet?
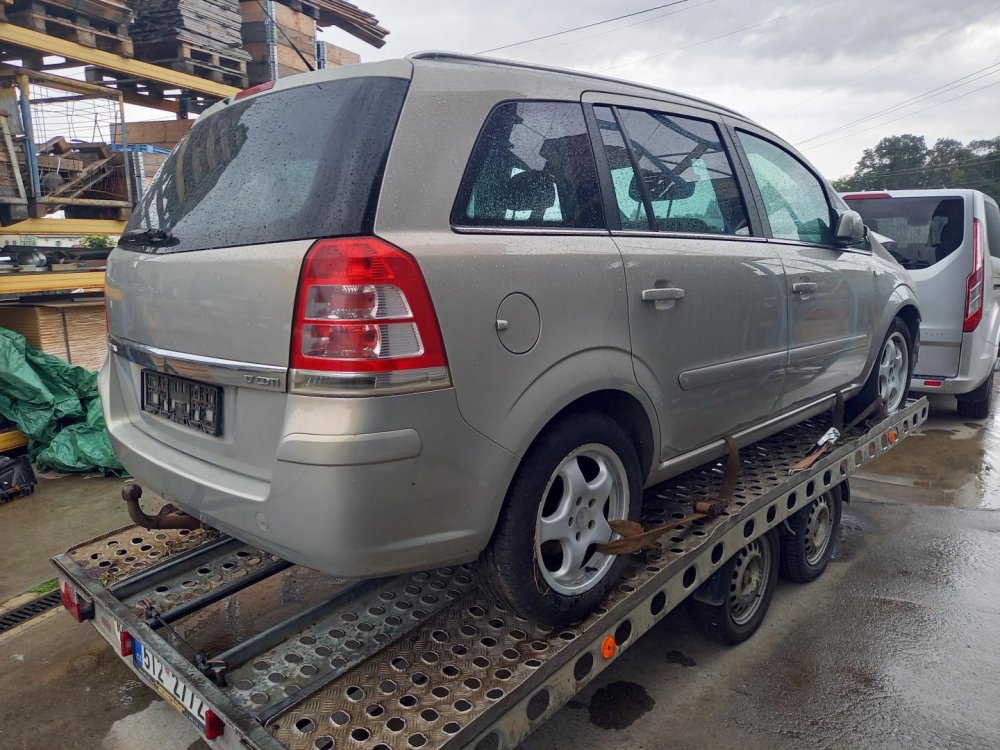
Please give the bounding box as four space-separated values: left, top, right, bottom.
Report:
306 0 386 48
127 0 250 87
0 300 108 371
2 0 133 56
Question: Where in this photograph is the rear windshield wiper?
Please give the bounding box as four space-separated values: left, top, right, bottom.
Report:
118 228 179 247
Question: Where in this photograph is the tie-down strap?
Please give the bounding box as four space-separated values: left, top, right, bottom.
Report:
597 436 739 556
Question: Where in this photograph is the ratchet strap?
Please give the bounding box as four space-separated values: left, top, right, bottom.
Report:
597 436 739 556
788 394 888 474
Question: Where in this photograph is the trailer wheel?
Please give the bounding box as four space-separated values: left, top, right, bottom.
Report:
779 485 843 583
478 411 642 626
689 529 778 645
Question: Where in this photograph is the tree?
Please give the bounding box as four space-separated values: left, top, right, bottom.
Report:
79 234 115 250
833 134 1000 202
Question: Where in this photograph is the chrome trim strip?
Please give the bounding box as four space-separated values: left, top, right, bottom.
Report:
647 392 841 486
611 229 766 243
450 226 610 237
678 350 786 391
108 335 288 392
788 334 868 364
289 366 452 397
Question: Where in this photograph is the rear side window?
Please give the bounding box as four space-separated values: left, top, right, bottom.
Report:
844 196 965 269
610 108 749 235
124 77 409 254
452 101 604 229
984 201 1000 259
738 132 834 245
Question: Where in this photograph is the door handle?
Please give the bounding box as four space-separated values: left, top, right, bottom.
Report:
641 287 686 302
792 282 818 295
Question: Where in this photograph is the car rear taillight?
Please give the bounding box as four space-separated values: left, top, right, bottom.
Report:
963 218 985 333
290 237 450 395
60 580 93 622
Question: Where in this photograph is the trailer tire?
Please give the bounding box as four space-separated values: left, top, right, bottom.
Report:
956 371 994 419
779 485 843 583
688 529 778 645
478 411 642 626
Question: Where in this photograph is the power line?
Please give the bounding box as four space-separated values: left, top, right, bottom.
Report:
801 77 1000 151
795 61 1000 145
506 0 715 61
476 0 692 55
772 3 1000 116
596 0 841 73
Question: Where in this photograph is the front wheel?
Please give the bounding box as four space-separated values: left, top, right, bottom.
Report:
478 411 641 626
846 318 913 422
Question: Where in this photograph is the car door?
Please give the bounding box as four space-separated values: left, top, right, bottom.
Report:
729 123 875 410
584 95 787 458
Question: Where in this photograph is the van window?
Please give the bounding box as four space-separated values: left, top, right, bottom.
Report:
606 107 749 235
124 77 409 254
453 101 604 229
985 201 1000 260
844 196 965 269
738 132 833 245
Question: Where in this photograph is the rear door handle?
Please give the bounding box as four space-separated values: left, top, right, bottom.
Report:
792 282 818 295
641 287 686 302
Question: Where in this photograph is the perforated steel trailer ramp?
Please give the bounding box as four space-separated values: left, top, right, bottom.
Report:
53 398 929 750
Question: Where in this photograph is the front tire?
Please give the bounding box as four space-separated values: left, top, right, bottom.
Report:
479 411 641 626
956 371 994 419
846 318 913 422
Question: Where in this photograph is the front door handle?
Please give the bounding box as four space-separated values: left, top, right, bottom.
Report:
792 282 818 295
641 287 686 302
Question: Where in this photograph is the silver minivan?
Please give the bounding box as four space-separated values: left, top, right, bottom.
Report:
103 53 919 624
844 189 1000 417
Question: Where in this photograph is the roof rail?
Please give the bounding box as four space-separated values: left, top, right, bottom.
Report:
407 51 750 120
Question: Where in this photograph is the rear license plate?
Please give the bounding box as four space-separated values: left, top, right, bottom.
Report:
133 639 208 730
141 370 222 436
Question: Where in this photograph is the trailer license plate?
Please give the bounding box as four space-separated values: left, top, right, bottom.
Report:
141 370 222 436
133 639 207 730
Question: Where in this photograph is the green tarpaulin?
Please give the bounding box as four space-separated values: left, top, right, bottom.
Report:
0 328 123 474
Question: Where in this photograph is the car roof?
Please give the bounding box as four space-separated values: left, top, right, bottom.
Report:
840 188 981 199
408 51 757 124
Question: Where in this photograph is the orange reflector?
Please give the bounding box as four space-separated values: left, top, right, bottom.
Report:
888 430 897 444
600 635 616 660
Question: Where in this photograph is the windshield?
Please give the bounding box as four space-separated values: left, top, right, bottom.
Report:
124 76 409 254
845 195 965 270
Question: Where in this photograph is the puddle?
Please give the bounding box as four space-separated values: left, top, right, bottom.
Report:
854 395 1000 509
666 650 696 667
588 680 654 730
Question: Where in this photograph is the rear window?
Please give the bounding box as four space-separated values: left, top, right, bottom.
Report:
123 77 409 254
845 195 965 269
452 101 604 230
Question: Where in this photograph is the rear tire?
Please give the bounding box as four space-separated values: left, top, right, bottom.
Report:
688 529 779 645
846 318 913 423
478 411 642 626
779 485 843 583
956 371 994 419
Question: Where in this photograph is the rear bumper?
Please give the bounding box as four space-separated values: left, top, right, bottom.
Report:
911 330 997 395
101 364 519 578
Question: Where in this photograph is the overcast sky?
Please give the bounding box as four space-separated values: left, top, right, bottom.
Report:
318 0 1000 180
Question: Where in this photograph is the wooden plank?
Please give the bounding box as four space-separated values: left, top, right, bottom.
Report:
0 217 124 234
0 429 27 453
0 270 105 296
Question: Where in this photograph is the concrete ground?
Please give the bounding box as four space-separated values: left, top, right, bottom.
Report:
1 393 998 749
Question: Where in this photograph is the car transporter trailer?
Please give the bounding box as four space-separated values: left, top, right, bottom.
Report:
52 397 929 750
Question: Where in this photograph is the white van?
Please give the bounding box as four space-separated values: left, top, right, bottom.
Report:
843 189 1000 417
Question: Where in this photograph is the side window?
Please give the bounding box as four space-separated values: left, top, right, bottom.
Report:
984 201 1000 260
737 132 834 245
452 101 604 229
594 106 649 230
607 107 749 235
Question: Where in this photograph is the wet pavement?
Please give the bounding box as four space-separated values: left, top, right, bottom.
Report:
1 393 999 749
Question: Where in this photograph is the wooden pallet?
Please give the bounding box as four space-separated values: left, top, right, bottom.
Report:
4 0 133 56
134 39 248 73
147 56 247 88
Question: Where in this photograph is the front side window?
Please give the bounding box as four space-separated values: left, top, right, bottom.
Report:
984 201 1000 260
603 107 749 235
738 132 834 245
452 101 604 229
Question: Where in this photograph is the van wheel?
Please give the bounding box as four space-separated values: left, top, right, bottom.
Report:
957 371 994 419
478 411 641 626
846 318 912 422
689 530 779 645
779 485 842 583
